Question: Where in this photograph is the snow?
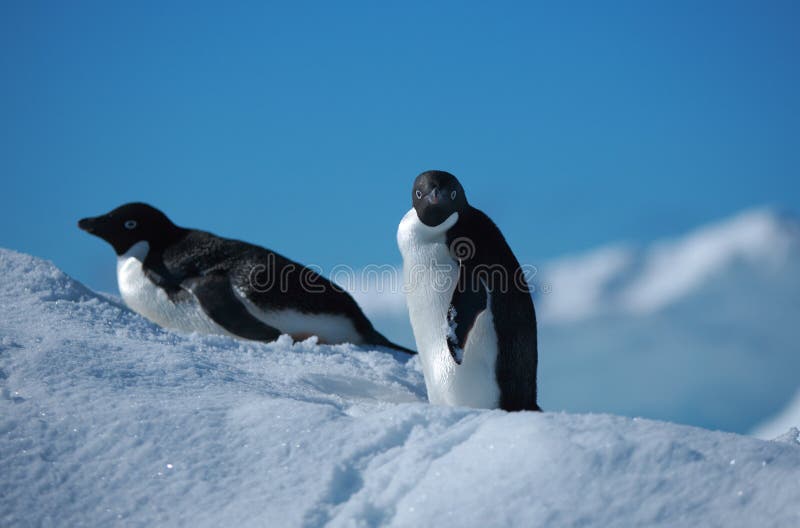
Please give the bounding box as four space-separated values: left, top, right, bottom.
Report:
537 245 633 323
754 390 800 440
520 207 797 323
619 208 796 314
352 207 800 434
2 247 800 527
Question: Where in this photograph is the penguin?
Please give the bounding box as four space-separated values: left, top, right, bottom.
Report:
79 202 414 353
397 170 540 410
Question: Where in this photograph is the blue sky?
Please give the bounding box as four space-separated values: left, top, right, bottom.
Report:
1 1 798 293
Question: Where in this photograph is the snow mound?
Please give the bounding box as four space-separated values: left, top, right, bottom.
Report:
620 208 796 314
540 207 800 322
2 248 800 527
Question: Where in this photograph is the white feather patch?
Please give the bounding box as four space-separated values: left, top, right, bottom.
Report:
238 297 365 345
397 208 500 408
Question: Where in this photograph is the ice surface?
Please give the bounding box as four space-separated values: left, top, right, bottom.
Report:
2 247 800 527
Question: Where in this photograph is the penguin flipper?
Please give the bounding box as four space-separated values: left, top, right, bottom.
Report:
184 274 282 342
144 267 184 299
446 271 488 364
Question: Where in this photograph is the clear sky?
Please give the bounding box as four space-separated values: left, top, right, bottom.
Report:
1 1 798 292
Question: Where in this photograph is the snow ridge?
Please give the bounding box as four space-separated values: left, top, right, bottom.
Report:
542 207 800 322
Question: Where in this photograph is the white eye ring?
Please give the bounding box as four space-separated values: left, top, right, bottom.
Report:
124 220 137 230
450 190 457 200
415 189 422 199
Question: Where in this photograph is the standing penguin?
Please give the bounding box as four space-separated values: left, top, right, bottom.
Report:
79 202 413 353
397 171 540 410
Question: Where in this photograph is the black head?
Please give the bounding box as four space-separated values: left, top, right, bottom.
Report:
78 202 182 255
412 170 468 227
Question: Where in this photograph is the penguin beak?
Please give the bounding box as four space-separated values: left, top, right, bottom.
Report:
78 216 98 234
426 188 441 205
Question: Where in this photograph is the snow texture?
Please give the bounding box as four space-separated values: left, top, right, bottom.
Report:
2 247 800 527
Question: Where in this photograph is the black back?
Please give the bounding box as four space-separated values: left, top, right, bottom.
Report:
446 205 540 411
162 233 412 351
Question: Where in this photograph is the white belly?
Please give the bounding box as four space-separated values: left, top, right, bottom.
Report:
238 297 365 345
116 242 234 337
397 209 500 409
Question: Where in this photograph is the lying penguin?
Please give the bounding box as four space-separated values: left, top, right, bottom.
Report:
397 170 540 410
79 202 413 353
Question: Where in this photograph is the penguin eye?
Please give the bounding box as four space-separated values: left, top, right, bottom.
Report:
124 220 138 230
450 190 457 200
415 189 422 199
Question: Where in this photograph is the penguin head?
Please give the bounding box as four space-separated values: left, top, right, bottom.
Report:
78 202 182 255
412 170 468 227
